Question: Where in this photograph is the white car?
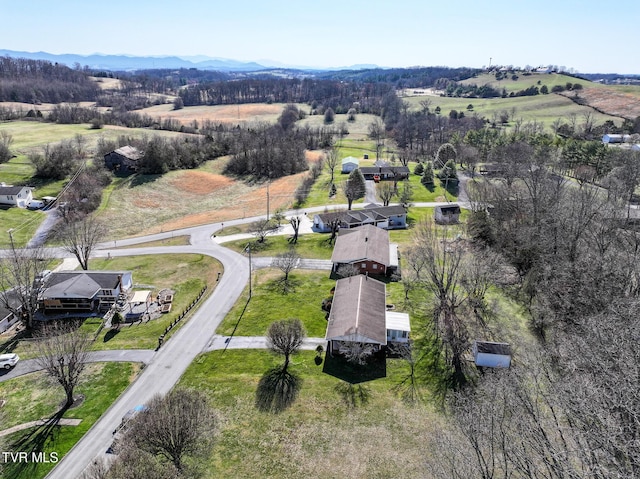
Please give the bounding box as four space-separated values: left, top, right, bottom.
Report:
0 353 19 369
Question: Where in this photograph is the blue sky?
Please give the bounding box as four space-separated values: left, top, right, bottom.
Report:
2 0 639 73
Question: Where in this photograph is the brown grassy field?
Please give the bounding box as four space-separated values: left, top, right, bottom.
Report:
136 102 306 126
559 87 640 120
95 151 322 237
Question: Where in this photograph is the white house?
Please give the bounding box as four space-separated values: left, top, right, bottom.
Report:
0 185 33 208
473 340 512 368
341 156 359 173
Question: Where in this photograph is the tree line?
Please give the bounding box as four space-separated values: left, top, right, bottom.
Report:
412 139 640 478
0 56 100 103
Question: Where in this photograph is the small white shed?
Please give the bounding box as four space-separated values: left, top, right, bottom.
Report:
602 134 630 144
341 156 360 173
473 340 512 368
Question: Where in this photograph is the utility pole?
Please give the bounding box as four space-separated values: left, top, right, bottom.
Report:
245 243 252 298
266 181 270 221
7 228 15 249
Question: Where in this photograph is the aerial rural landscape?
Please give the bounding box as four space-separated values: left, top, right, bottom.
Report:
0 2 639 479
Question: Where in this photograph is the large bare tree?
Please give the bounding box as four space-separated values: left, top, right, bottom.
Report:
34 322 92 408
325 146 339 185
376 181 395 206
0 240 50 330
272 248 300 284
124 389 217 474
266 318 305 373
58 216 106 270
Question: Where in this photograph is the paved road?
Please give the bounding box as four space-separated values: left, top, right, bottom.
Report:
0 349 156 383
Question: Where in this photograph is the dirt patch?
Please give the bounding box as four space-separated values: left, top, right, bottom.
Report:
560 88 640 120
169 171 234 195
156 172 305 231
134 198 161 208
138 103 288 125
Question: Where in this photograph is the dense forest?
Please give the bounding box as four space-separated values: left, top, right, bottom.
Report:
0 56 100 103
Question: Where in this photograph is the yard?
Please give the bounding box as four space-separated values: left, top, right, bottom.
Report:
0 362 139 479
179 349 439 479
216 269 334 338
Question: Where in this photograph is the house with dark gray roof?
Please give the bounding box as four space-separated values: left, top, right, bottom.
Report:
312 205 407 233
434 204 461 224
359 166 409 181
331 225 398 277
38 271 133 314
0 185 33 208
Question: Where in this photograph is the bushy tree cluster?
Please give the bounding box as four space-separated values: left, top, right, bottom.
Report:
224 123 308 179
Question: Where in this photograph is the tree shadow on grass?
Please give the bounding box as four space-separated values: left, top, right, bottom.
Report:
103 328 120 343
255 367 302 414
334 381 371 408
4 408 67 479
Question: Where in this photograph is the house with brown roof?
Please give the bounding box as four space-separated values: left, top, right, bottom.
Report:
312 205 407 233
326 275 387 355
104 146 143 172
0 184 33 208
331 225 398 277
325 275 411 355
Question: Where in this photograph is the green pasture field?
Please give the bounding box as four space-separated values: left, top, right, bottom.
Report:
0 362 138 479
402 92 621 129
459 72 582 94
179 349 438 478
216 268 334 337
297 112 382 140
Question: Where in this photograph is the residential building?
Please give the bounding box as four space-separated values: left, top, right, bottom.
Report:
312 205 407 233
331 225 398 277
0 185 33 208
38 271 133 314
434 204 461 224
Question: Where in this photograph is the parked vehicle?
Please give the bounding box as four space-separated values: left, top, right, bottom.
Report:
27 200 45 210
0 353 20 369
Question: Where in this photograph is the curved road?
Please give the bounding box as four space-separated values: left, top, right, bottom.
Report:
44 199 469 478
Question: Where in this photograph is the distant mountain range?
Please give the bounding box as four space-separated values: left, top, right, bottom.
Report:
0 49 379 72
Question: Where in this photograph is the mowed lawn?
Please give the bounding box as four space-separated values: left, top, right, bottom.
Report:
217 268 333 337
179 349 438 479
83 253 223 351
0 362 139 479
